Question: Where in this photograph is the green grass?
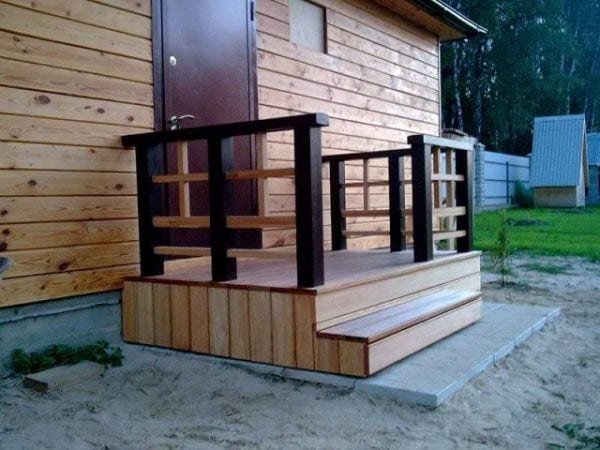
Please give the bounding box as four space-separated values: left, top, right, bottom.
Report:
474 206 600 262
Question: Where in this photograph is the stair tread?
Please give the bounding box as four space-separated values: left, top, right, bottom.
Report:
317 290 481 343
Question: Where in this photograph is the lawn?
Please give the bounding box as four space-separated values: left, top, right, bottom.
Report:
474 206 600 262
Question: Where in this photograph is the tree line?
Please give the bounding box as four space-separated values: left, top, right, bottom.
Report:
442 0 600 154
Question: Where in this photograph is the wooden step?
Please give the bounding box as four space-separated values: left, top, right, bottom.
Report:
316 290 482 377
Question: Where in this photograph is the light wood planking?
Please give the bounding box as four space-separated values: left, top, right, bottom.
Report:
315 337 340 373
0 196 137 223
208 287 230 357
228 289 251 360
93 0 151 17
170 285 191 350
2 241 139 278
0 264 139 307
338 340 366 376
0 30 152 83
121 281 136 341
4 0 151 38
0 219 138 251
248 290 273 363
189 286 209 353
271 291 295 367
0 2 151 60
0 58 153 106
294 294 315 370
135 282 154 345
0 170 136 196
0 142 135 172
153 283 172 348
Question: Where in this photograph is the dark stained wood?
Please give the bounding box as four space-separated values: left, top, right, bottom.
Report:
122 113 329 147
321 148 410 163
329 160 346 251
456 148 473 252
294 126 325 287
410 141 433 262
208 137 237 281
388 155 406 252
135 143 166 276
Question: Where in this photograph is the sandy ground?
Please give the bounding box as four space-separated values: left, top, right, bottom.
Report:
1 255 599 450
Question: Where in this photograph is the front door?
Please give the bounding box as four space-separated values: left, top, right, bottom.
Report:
158 0 259 248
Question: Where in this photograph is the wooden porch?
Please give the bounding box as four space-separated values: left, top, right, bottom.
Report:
121 113 481 377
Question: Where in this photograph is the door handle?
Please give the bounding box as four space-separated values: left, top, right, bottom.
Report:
168 114 195 130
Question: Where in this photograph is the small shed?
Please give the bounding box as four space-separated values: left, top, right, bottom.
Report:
530 115 589 207
586 133 600 205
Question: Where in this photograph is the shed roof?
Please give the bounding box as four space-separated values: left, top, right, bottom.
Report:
530 115 587 187
588 133 600 165
372 0 487 41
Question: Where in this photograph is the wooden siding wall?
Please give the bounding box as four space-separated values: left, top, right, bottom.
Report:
0 0 153 307
256 0 440 249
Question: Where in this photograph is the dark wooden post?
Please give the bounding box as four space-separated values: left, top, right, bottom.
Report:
388 155 406 252
294 126 324 287
409 137 433 262
208 136 237 281
456 147 474 253
135 143 166 276
329 160 346 251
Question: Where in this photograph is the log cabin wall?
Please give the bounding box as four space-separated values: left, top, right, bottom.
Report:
256 0 441 250
0 0 153 307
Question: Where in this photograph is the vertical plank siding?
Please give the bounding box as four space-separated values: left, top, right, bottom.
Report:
256 0 440 250
0 0 153 306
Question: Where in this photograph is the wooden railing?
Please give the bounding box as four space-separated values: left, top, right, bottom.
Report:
323 135 474 263
123 113 474 289
122 113 329 288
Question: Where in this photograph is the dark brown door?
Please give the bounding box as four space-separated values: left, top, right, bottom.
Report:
159 0 259 248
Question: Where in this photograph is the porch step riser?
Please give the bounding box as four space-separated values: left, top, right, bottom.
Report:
315 255 481 330
321 299 483 377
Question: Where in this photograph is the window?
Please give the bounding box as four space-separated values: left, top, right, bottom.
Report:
289 0 326 53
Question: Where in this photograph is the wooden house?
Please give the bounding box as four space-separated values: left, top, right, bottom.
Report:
530 115 589 208
0 0 486 377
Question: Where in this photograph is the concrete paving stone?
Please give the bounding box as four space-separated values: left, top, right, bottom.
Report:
282 367 357 388
433 332 517 364
402 345 494 374
481 302 505 314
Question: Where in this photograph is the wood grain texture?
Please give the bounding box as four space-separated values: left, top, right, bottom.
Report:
189 286 209 353
228 289 251 360
135 282 154 345
248 290 273 363
153 283 172 348
170 285 191 350
339 340 366 376
121 281 136 342
208 288 230 357
294 294 315 370
271 292 295 367
315 337 340 373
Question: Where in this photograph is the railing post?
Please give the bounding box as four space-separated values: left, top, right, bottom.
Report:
409 137 433 262
208 136 237 281
294 126 324 287
329 160 346 251
135 143 166 276
456 147 474 252
388 155 406 252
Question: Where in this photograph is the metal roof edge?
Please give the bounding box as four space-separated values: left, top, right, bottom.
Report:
534 114 586 123
407 0 487 38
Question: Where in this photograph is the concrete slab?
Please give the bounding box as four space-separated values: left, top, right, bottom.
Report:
281 301 560 407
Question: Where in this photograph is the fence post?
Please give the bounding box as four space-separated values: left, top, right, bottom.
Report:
388 155 406 251
135 143 166 276
456 148 474 253
409 137 433 262
208 136 237 282
294 126 324 287
329 160 346 251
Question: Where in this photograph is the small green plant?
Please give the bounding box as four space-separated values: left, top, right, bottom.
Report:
490 210 513 286
513 181 534 208
547 423 600 449
11 340 124 375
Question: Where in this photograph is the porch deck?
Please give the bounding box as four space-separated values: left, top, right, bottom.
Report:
122 250 481 377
